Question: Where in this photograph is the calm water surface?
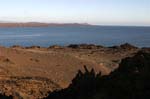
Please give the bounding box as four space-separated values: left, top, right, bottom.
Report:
0 26 149 47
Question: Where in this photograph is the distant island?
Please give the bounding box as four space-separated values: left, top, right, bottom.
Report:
0 22 92 27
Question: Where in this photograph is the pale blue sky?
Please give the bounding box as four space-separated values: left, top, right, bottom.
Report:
0 0 149 26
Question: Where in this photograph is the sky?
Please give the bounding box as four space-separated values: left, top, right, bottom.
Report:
0 0 149 26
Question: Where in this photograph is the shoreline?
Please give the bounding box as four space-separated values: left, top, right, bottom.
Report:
6 43 150 49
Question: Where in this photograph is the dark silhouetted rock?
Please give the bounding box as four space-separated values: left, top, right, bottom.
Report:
68 44 80 49
68 44 103 49
0 93 13 99
120 43 138 50
26 46 41 49
110 43 138 50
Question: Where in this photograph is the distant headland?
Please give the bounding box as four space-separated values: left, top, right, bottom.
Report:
0 22 92 27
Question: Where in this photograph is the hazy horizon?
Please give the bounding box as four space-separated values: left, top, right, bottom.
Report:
0 0 149 26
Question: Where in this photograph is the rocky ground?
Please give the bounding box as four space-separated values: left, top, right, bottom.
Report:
0 43 148 99
45 49 150 99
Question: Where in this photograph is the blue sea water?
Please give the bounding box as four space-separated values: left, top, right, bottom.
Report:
0 26 149 47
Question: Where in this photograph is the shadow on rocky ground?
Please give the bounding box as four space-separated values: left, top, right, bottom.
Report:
44 50 150 99
0 94 13 99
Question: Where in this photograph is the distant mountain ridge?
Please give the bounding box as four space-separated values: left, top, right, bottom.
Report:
0 22 92 27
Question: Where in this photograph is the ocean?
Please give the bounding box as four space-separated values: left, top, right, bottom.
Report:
0 26 149 47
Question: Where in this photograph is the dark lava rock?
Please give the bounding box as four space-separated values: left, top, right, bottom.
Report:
110 43 138 50
0 93 13 99
26 46 41 49
141 47 150 53
120 43 138 50
67 44 79 49
68 44 103 49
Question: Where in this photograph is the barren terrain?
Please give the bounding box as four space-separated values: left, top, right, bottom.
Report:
0 44 142 98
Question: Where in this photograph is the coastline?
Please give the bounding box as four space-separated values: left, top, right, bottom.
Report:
0 22 92 27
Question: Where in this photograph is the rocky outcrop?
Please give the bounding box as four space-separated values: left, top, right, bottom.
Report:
48 45 63 49
11 45 24 49
110 43 138 50
25 46 41 49
68 44 104 49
